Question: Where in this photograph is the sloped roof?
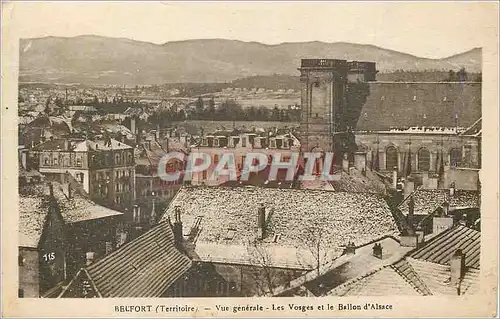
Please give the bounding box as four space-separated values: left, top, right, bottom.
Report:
410 225 480 268
19 183 123 248
356 82 481 132
73 138 132 151
329 266 421 296
32 138 68 151
162 187 398 255
398 188 480 216
272 236 412 296
83 222 192 297
330 169 386 194
405 258 480 295
19 194 49 248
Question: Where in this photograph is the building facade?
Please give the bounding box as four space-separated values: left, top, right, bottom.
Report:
31 138 136 216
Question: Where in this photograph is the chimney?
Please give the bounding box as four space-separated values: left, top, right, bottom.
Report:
392 166 398 189
133 205 139 224
173 206 183 249
342 153 349 173
66 182 72 199
48 182 54 197
372 243 383 259
344 242 356 255
415 225 425 247
450 249 466 289
449 182 456 197
86 252 95 266
433 202 453 234
443 201 450 216
353 151 366 173
407 196 415 229
130 117 136 136
403 177 415 199
20 151 27 170
149 197 156 226
257 203 266 240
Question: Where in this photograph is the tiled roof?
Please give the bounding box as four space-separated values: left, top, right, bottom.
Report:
273 236 413 296
410 225 480 268
162 187 398 256
19 194 49 248
32 138 68 151
405 258 480 295
356 82 481 132
391 259 432 295
188 243 318 270
19 183 123 248
330 266 421 296
282 225 481 297
83 222 192 297
398 188 479 216
460 118 482 136
73 138 132 151
330 169 386 194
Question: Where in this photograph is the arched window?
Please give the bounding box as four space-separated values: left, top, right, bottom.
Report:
386 146 398 170
450 148 462 167
417 148 431 171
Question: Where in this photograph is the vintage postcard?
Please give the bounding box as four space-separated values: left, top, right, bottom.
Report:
1 1 498 317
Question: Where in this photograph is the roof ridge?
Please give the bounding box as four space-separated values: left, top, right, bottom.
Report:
83 268 103 297
392 259 433 295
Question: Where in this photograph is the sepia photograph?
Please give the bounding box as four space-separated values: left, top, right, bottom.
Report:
1 1 498 317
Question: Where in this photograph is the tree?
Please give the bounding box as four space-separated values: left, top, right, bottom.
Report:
271 106 280 121
195 97 204 114
246 241 278 296
206 98 216 120
300 224 330 280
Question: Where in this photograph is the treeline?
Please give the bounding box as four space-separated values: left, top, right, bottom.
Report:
149 98 300 127
231 75 301 91
377 69 482 82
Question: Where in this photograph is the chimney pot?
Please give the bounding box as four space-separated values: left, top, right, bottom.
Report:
392 166 398 189
449 182 456 197
407 196 415 229
48 183 54 197
450 249 466 288
345 242 356 255
372 243 383 259
86 252 95 266
257 203 266 240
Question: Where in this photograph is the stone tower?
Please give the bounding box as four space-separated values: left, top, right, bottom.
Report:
298 59 376 164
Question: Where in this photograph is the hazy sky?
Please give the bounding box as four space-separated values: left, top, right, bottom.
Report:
4 1 498 58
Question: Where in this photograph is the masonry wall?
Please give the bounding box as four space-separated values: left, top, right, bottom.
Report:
18 248 39 298
355 133 480 174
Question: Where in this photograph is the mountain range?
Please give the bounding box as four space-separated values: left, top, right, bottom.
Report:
19 35 482 85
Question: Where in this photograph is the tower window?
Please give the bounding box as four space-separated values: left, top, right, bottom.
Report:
417 148 431 172
386 146 398 170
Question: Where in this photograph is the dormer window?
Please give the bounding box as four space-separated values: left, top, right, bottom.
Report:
270 140 276 149
214 139 219 147
224 229 236 240
283 139 289 149
202 138 208 146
